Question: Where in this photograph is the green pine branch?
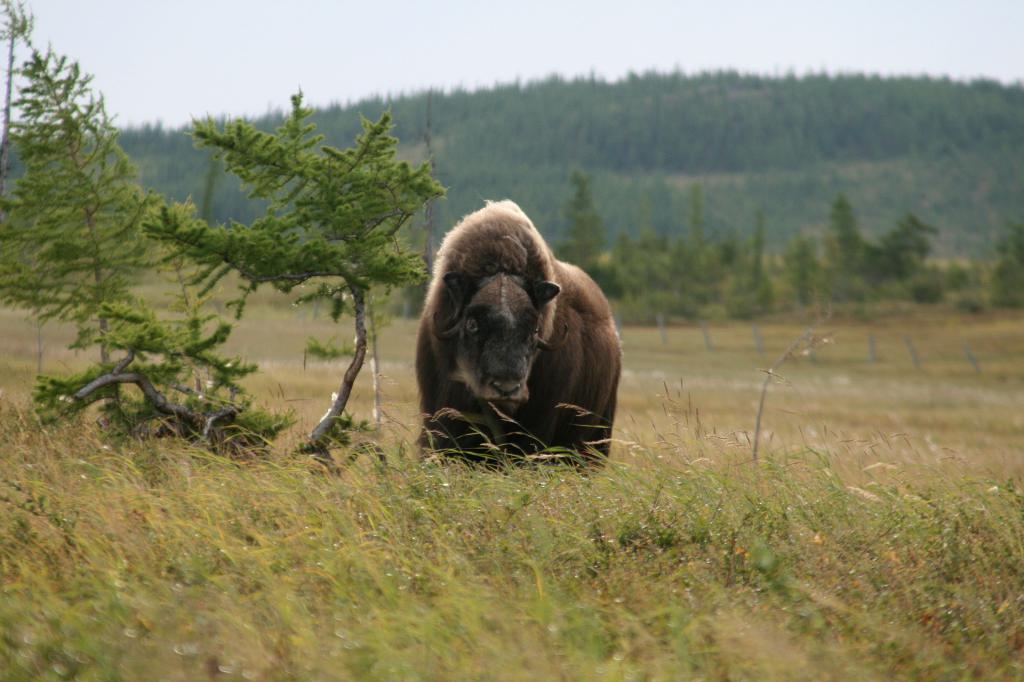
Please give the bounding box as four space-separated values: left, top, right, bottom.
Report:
146 93 443 451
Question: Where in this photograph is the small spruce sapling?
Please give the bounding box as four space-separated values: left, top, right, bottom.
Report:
0 49 156 362
146 93 444 454
0 48 286 451
34 230 292 451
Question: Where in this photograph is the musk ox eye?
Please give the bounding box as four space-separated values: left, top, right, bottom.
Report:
465 318 478 334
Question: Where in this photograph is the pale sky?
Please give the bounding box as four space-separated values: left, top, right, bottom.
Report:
20 0 1024 128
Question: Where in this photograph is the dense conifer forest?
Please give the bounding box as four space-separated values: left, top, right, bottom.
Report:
120 70 1024 257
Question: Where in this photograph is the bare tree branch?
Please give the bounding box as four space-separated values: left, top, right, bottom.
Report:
111 349 135 374
308 284 368 451
73 369 194 422
72 349 240 445
203 406 238 441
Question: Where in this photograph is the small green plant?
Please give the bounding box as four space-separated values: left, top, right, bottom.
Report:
304 336 353 361
147 93 443 453
33 285 291 452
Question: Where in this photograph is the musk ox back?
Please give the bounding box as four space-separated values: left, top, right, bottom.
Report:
415 200 621 464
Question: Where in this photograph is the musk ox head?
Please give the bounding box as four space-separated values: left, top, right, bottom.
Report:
435 271 560 412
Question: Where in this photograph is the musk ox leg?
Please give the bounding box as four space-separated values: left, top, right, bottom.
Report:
420 413 475 453
530 404 611 466
420 407 519 466
564 378 620 464
596 370 620 457
569 417 614 463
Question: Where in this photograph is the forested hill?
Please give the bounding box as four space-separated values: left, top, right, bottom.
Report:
121 71 1024 257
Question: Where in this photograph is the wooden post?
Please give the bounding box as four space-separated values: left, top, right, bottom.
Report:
656 313 667 345
903 335 921 370
613 313 623 337
423 89 438 272
963 343 981 374
752 323 765 356
369 306 383 432
700 321 714 352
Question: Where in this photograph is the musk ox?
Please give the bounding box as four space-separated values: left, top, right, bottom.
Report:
415 200 621 464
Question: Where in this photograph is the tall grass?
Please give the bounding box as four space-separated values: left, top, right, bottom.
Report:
2 403 1022 680
2 305 1022 678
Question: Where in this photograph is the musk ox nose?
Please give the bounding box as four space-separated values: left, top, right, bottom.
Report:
488 379 522 397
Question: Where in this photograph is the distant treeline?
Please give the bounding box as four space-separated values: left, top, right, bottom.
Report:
118 71 1024 257
558 171 1024 322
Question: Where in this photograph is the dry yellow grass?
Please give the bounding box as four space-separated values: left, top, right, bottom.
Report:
5 305 1020 471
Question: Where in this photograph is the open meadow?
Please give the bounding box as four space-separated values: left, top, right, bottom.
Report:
1 303 1023 679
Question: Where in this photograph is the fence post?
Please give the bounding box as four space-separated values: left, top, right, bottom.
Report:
963 343 981 374
656 313 668 345
700 321 714 352
903 335 922 370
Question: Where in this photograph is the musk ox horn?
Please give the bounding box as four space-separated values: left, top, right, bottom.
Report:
537 322 569 351
432 311 462 339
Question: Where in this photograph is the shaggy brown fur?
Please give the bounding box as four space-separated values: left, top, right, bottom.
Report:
416 200 621 464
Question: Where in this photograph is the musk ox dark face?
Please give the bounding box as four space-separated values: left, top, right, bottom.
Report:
438 271 560 412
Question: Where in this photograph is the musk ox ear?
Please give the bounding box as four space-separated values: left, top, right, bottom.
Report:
532 281 561 308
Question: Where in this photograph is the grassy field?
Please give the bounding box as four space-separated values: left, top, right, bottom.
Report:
1 304 1023 679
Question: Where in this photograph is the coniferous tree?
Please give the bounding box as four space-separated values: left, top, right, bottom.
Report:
751 212 767 281
867 213 936 282
748 210 775 311
613 224 677 320
866 212 944 302
725 211 775 317
0 49 157 362
824 193 866 302
147 94 443 453
688 183 706 249
991 222 1024 308
559 170 604 270
0 1 34 368
684 183 715 307
559 170 619 293
783 234 821 308
0 48 281 448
